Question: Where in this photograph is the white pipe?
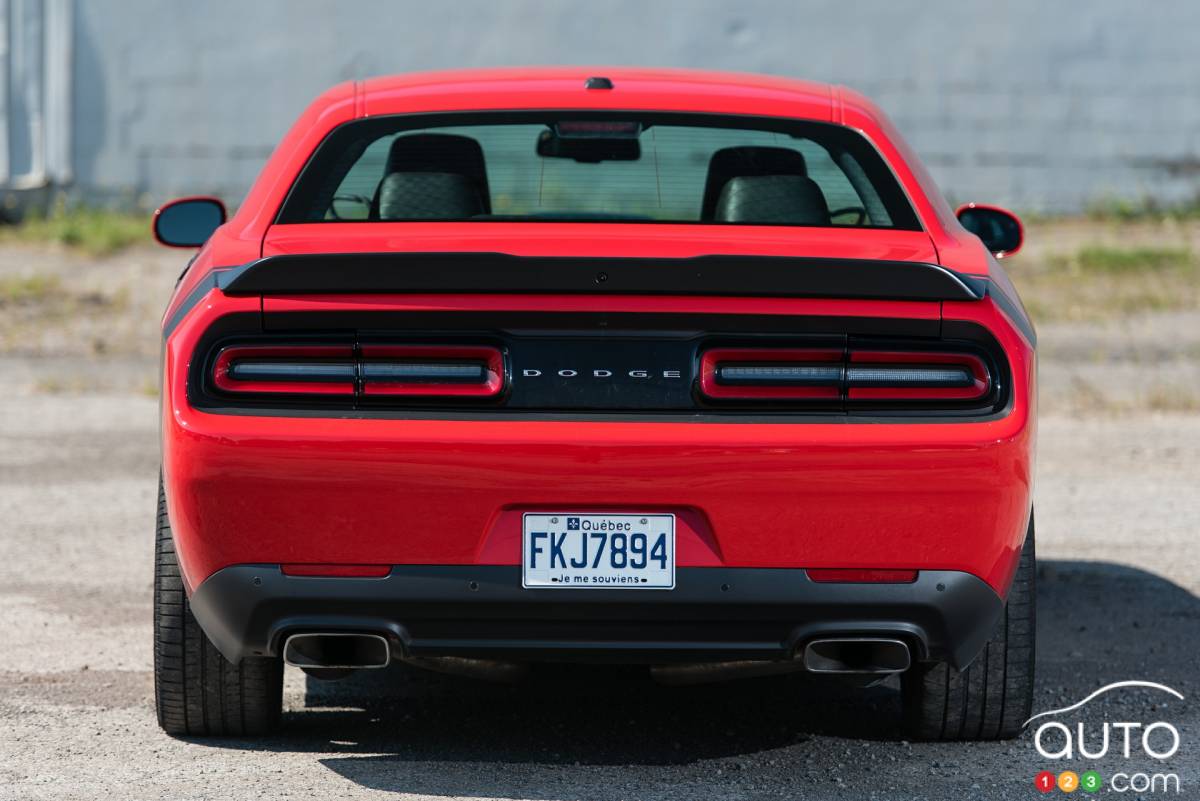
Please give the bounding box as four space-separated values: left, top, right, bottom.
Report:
44 0 70 185
9 0 47 190
0 0 10 185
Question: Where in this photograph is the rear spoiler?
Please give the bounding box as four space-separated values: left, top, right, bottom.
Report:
216 253 987 302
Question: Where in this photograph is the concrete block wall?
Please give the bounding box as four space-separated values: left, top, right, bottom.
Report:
67 0 1200 212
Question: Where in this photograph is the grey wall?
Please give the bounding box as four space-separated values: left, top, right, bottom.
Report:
67 0 1200 212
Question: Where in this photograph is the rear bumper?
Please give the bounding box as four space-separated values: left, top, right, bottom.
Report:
189 564 1002 670
163 409 1034 595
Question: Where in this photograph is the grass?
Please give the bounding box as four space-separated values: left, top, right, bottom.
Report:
1066 246 1192 274
1083 196 1200 223
1143 385 1200 413
1008 245 1199 322
1050 377 1200 416
31 374 161 395
0 204 150 256
0 274 62 304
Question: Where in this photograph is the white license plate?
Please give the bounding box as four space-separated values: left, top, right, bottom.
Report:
522 513 675 589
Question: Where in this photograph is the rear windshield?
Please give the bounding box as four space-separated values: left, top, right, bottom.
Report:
277 112 920 230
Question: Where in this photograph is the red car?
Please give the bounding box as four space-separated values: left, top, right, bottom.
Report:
151 68 1035 739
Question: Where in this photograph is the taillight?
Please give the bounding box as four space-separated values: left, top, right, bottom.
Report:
212 345 356 395
210 343 505 399
699 348 843 400
845 351 989 401
698 346 992 406
360 345 504 397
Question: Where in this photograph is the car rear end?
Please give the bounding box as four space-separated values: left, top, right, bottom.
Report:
156 85 1036 738
166 249 1033 660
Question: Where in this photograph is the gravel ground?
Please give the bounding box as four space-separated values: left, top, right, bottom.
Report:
0 231 1197 799
0 392 1195 801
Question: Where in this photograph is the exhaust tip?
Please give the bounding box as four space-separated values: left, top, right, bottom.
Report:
802 637 911 674
283 632 390 670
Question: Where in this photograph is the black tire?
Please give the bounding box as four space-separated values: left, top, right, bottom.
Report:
154 476 283 736
902 513 1036 740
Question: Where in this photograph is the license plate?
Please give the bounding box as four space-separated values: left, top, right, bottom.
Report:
522 513 675 589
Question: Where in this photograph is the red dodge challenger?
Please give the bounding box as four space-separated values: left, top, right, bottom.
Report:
151 68 1035 739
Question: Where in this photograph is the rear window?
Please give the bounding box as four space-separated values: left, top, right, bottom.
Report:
277 112 920 230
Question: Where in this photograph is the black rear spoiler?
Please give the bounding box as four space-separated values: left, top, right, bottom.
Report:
216 253 986 302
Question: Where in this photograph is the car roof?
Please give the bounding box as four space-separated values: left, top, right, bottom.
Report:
351 67 878 125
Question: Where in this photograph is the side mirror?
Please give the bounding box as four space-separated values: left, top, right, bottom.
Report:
153 197 226 248
956 203 1023 258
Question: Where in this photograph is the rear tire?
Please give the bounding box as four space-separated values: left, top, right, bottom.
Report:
154 476 283 736
901 513 1036 740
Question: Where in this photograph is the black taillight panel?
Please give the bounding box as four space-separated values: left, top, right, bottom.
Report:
188 313 1009 419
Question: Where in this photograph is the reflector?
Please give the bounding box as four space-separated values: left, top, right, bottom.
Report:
281 564 391 578
806 569 918 583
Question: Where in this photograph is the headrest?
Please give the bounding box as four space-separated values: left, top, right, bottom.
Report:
373 133 491 216
713 175 831 226
377 172 485 220
701 146 809 220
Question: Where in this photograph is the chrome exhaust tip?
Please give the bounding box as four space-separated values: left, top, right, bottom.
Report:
282 632 391 670
802 637 911 674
